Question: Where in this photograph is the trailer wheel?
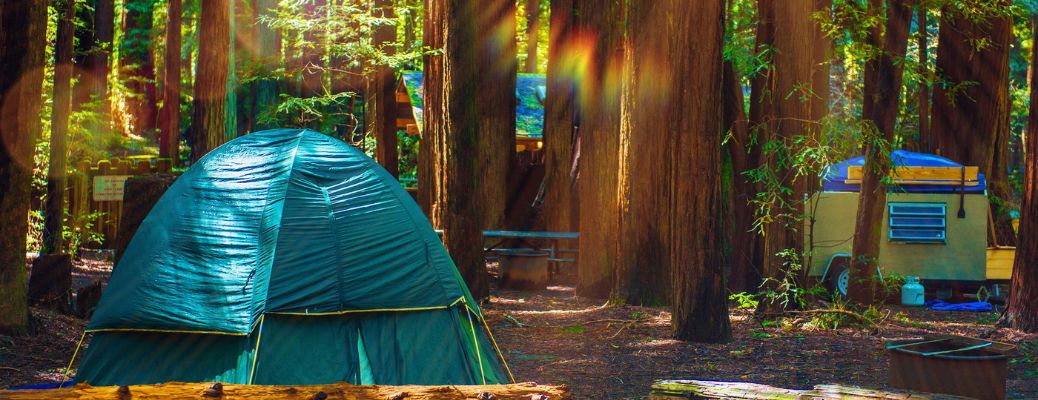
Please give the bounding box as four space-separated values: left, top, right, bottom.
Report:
826 262 850 298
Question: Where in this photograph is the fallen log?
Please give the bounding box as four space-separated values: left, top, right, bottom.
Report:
0 381 569 400
649 380 974 400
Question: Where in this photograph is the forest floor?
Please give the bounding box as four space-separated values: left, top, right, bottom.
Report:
1 259 1037 399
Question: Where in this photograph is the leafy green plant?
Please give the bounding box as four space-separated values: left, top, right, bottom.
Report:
729 292 759 310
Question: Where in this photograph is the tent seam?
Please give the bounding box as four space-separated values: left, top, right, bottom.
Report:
254 129 309 325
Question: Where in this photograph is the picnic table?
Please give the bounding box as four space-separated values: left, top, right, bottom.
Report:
434 230 580 272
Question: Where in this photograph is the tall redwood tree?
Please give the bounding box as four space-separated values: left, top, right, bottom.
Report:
931 3 1015 247
848 0 914 304
189 0 232 162
574 0 625 299
541 0 579 235
420 0 488 299
0 0 47 334
370 0 398 178
42 0 78 255
160 0 182 163
121 0 159 135
476 0 517 230
1007 14 1038 333
755 0 830 314
618 0 730 341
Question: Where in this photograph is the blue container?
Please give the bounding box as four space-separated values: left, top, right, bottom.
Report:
901 276 925 306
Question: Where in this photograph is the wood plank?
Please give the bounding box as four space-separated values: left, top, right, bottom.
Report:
0 382 569 400
846 166 979 183
396 91 411 103
843 179 979 186
648 380 973 400
986 247 1016 281
396 118 415 128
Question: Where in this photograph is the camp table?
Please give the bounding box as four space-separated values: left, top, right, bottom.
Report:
434 230 580 276
483 231 579 279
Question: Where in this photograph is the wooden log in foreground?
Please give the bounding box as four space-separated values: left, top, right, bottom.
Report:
0 381 569 400
649 380 974 400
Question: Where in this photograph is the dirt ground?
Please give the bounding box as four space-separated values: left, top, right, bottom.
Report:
2 260 1036 399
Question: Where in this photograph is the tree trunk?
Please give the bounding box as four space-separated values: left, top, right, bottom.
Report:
252 0 279 130
622 0 731 341
0 0 47 334
42 0 78 256
83 0 114 136
1007 14 1038 333
189 0 231 163
160 0 182 163
931 4 1015 247
756 0 829 314
848 0 914 305
370 0 398 177
573 0 624 300
421 0 488 299
724 60 760 294
741 0 775 295
121 0 159 136
476 0 517 230
541 0 578 233
524 0 541 73
917 4 930 153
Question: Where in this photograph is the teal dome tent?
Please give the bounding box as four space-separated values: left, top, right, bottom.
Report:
75 129 511 386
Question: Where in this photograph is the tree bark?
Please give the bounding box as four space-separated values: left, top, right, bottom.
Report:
573 0 624 300
160 0 182 163
541 0 578 234
421 0 488 299
0 0 47 334
931 3 1015 247
756 0 829 314
83 0 114 136
524 0 541 73
1007 14 1038 333
848 0 914 305
189 0 231 163
476 0 517 230
370 0 398 178
121 0 159 136
618 0 730 341
42 0 78 256
723 60 760 293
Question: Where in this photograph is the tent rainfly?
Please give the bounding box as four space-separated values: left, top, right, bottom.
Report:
74 129 511 386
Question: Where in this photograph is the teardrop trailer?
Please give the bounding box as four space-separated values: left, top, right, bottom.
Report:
805 150 1014 299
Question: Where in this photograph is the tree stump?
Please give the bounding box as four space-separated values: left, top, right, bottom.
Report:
75 280 105 318
27 254 73 312
113 173 177 265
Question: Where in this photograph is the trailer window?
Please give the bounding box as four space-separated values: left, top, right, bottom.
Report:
888 203 946 243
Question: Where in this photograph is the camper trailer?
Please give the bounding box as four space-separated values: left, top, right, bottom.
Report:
806 150 1011 297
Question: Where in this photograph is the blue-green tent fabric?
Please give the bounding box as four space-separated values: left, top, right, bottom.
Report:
76 129 510 386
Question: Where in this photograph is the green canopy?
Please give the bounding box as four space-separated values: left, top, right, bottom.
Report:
76 129 510 386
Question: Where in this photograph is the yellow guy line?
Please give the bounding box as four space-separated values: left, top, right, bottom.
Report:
476 309 516 383
465 305 487 385
248 315 266 384
60 331 87 386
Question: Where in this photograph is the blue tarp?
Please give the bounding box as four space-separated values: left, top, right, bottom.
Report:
822 150 986 194
925 299 994 312
6 382 75 390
